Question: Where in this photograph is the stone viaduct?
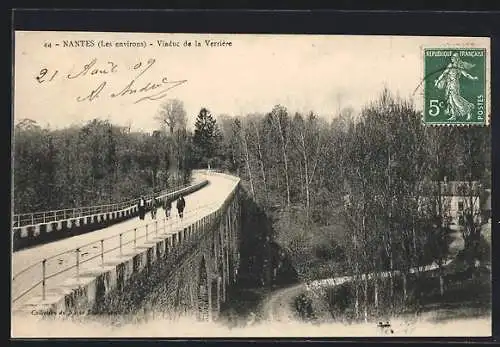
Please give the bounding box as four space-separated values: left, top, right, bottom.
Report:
12 172 242 322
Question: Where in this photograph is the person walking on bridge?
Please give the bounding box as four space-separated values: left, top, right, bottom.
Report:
177 194 186 219
164 196 173 219
151 196 159 220
138 196 146 220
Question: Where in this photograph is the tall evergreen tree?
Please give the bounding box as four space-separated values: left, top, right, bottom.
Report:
192 108 223 168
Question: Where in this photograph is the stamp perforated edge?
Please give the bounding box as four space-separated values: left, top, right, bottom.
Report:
419 42 491 127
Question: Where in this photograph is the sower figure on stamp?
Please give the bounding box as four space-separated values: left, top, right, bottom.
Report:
177 194 186 219
138 196 146 220
434 52 478 121
164 196 172 219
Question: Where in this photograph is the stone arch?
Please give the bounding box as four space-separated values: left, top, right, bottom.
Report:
212 236 217 260
218 224 227 303
197 255 210 321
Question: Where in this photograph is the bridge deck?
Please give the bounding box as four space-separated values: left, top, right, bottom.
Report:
12 171 239 310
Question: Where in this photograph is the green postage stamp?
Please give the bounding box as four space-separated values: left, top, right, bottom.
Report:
424 48 487 125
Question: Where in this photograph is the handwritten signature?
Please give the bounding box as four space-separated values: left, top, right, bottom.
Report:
35 58 187 104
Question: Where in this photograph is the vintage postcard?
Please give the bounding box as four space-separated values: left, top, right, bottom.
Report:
11 31 492 338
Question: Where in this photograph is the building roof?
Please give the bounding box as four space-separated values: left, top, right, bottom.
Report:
419 180 481 197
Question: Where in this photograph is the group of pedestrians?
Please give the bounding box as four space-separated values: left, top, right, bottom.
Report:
137 194 186 221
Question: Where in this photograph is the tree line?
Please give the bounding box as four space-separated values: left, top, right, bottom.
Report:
13 99 253 215
13 100 197 214
206 89 490 315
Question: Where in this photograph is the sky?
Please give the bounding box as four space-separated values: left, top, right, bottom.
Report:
14 32 490 132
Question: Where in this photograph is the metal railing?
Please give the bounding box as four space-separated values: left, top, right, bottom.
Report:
12 170 240 308
12 201 219 305
12 181 197 228
205 168 240 182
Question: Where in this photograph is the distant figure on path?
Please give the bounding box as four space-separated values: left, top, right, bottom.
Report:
246 312 256 326
377 321 394 335
151 196 159 219
138 196 146 220
177 194 186 219
164 196 172 219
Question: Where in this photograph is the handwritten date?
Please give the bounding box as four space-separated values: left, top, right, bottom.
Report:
35 68 59 83
35 58 187 104
67 58 118 79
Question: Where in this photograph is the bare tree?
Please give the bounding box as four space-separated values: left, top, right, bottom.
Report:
234 119 255 200
156 99 187 135
155 99 188 183
292 112 325 221
248 115 269 202
268 105 291 207
455 127 490 272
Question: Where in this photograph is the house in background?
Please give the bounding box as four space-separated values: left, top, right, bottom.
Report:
418 178 482 228
481 188 491 224
341 177 487 229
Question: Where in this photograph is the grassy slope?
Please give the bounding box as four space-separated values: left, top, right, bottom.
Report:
271 203 349 283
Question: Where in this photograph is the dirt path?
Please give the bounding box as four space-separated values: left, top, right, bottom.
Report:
260 283 306 322
261 228 467 321
259 228 490 333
